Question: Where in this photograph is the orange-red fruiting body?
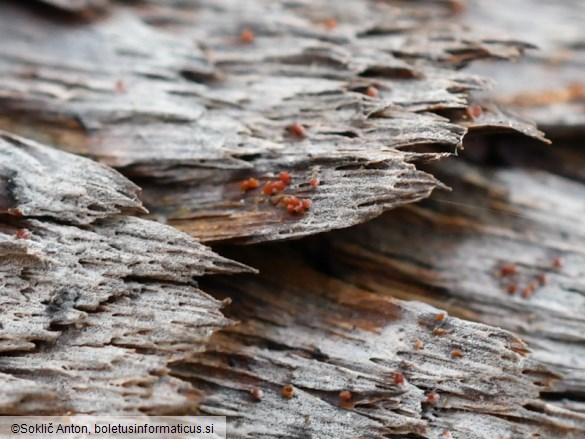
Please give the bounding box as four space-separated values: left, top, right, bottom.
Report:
451 350 463 358
310 178 319 188
324 17 337 30
7 208 23 217
250 388 263 401
263 181 286 195
433 328 448 336
283 196 311 214
115 80 126 93
537 274 547 286
465 105 483 120
507 284 517 294
282 384 294 398
414 340 424 350
500 263 517 276
425 391 440 404
16 229 31 239
521 286 533 298
287 122 306 138
240 29 255 44
553 257 564 268
394 372 405 385
279 171 292 185
435 313 446 321
339 390 352 401
366 86 378 98
241 178 260 192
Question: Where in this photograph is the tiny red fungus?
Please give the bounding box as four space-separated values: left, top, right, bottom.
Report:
250 388 263 401
115 80 126 93
263 181 286 195
283 196 311 214
339 390 352 401
310 178 319 188
425 391 440 404
552 256 564 268
282 384 295 399
241 177 260 192
451 350 463 358
521 286 534 298
324 17 337 30
7 208 23 217
16 228 31 239
465 105 483 120
507 284 517 295
365 86 378 98
287 122 306 138
500 263 517 276
279 171 292 185
537 273 547 286
433 328 448 336
240 29 255 44
414 340 424 350
394 372 405 385
435 313 446 321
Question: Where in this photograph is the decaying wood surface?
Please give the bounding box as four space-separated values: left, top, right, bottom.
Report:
0 0 545 243
0 131 252 413
312 156 585 416
2 0 585 437
35 0 108 17
461 0 585 135
176 246 585 438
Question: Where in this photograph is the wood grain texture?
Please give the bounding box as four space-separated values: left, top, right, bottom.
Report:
0 131 145 224
0 132 251 413
35 0 108 16
311 156 585 418
463 0 585 135
173 246 585 438
0 0 545 243
2 1 583 436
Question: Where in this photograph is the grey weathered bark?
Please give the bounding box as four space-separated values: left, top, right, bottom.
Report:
0 0 545 243
462 0 585 135
0 131 252 413
175 246 585 438
315 156 585 416
1 0 585 437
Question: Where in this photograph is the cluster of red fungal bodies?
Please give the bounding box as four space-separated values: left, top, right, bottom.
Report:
241 170 317 215
16 228 31 239
248 367 442 408
500 256 563 299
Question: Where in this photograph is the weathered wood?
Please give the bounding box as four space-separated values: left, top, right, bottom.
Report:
35 0 108 16
174 246 585 438
462 0 585 135
2 1 584 437
312 157 585 416
0 132 251 413
0 131 144 223
0 0 545 243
